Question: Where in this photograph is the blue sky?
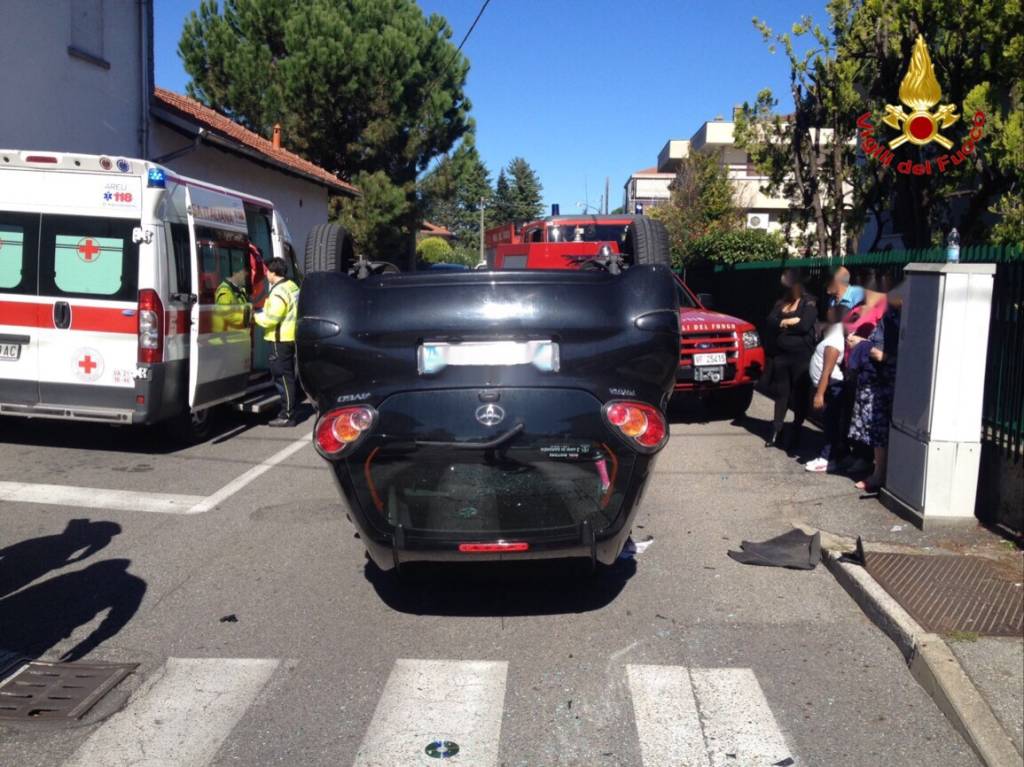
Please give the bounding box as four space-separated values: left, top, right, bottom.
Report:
154 0 828 212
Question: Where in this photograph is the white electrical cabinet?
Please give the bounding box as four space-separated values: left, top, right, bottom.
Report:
882 263 996 527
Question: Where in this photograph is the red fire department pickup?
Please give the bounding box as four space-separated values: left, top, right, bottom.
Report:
484 214 764 417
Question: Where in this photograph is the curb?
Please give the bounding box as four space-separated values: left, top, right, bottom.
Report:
823 549 1023 767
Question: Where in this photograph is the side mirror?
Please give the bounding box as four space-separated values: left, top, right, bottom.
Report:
697 292 715 309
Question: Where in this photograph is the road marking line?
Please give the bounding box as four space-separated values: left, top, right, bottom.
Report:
188 435 310 513
62 657 279 767
627 664 711 767
690 667 791 767
354 659 508 767
0 481 205 514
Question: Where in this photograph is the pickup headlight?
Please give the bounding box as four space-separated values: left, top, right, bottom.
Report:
742 330 761 349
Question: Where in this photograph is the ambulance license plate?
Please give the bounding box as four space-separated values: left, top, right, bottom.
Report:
694 352 726 366
0 343 21 361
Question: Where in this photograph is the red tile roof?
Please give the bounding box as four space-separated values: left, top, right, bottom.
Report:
633 166 674 176
152 87 357 195
420 221 453 236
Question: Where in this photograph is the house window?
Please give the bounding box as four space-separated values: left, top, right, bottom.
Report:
69 0 110 69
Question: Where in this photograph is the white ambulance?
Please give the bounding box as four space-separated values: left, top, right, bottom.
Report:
0 150 301 440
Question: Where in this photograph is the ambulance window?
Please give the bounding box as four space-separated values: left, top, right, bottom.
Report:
38 215 138 301
245 207 273 263
0 213 39 294
195 226 249 304
169 223 192 294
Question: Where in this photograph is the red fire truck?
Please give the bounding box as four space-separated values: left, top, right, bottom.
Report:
484 215 765 417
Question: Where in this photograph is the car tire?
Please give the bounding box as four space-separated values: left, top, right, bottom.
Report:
165 406 214 445
707 386 754 420
304 223 355 274
627 216 671 267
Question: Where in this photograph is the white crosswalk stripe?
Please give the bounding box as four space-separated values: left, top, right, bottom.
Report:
54 659 794 767
62 657 279 767
353 659 509 767
628 664 793 767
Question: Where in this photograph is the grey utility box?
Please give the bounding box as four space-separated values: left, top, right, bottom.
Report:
882 262 996 527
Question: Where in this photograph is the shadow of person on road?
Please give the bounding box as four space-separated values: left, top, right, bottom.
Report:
0 411 257 454
0 518 121 598
0 559 145 662
365 557 637 617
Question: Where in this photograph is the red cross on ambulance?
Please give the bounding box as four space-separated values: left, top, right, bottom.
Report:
77 238 100 262
72 349 104 382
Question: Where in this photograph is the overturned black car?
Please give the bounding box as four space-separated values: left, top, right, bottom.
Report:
296 223 679 572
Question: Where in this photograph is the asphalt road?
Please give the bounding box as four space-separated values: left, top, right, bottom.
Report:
0 394 982 766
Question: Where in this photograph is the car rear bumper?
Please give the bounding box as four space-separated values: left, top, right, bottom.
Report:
348 498 640 571
0 360 188 425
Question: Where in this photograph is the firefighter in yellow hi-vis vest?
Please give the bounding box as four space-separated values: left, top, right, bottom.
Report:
254 258 300 427
212 266 248 334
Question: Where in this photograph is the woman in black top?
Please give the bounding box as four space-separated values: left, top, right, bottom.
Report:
764 270 817 449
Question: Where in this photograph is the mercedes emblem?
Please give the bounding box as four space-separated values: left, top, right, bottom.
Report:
475 404 505 427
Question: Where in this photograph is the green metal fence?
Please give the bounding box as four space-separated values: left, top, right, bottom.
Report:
698 245 1024 462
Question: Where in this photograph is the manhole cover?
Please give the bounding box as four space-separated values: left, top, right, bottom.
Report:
0 660 137 721
866 552 1023 636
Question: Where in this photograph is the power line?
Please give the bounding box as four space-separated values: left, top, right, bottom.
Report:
456 0 493 53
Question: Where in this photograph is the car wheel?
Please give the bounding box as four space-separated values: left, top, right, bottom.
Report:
707 386 754 420
166 406 214 445
626 216 671 267
304 223 355 274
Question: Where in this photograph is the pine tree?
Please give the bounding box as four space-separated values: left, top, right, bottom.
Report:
506 158 544 223
419 134 492 257
179 0 472 261
490 169 513 226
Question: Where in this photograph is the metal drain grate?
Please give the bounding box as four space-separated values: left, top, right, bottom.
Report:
866 553 1023 637
0 660 136 721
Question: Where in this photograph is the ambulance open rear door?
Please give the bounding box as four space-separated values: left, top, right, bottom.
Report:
185 185 253 409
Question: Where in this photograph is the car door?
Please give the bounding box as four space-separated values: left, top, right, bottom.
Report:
0 211 41 407
35 212 140 406
185 185 252 409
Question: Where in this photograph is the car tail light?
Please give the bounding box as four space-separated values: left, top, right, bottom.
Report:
458 541 530 553
314 405 377 458
138 289 163 364
603 400 669 452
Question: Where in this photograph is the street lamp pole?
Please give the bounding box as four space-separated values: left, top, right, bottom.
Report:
479 198 486 265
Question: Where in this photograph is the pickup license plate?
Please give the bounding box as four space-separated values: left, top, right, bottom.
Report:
418 340 559 374
694 352 727 366
0 343 21 361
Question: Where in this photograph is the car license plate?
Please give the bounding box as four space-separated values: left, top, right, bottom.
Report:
0 343 21 361
694 352 726 366
418 340 559 374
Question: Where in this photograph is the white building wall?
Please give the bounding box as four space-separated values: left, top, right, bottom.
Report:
0 0 147 158
150 125 328 254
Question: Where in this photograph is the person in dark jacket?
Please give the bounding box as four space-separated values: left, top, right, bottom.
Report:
764 269 817 449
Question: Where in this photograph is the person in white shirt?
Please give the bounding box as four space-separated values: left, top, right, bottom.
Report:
806 305 847 472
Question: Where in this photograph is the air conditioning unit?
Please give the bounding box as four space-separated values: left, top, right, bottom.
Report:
746 213 769 230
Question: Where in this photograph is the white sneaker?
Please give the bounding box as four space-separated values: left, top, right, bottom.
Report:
805 457 829 472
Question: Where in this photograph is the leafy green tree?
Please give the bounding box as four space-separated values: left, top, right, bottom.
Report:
842 0 1023 247
415 236 454 264
179 0 473 262
419 134 492 256
689 230 786 265
734 5 861 259
648 148 741 267
491 158 544 225
736 0 1024 251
